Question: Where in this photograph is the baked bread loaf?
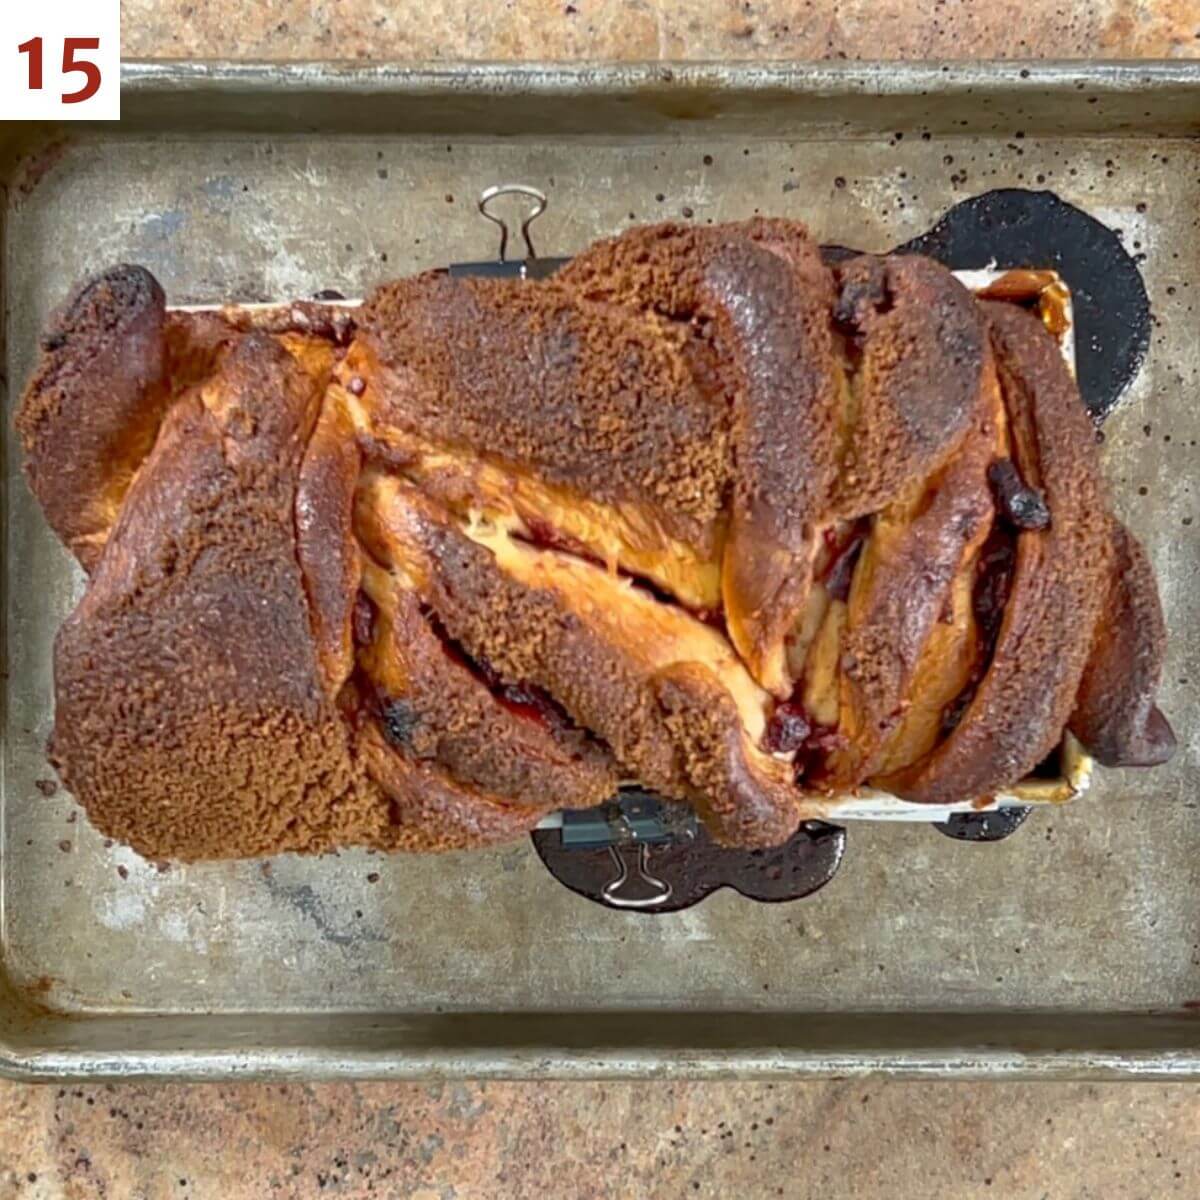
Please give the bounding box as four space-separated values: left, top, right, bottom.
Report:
16 220 1175 861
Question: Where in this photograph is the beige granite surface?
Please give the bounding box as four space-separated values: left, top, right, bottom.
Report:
1 1079 1199 1198
3 3 1200 1198
122 0 1200 61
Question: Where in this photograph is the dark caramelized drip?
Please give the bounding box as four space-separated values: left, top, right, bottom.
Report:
941 526 1017 736
822 520 870 602
351 590 378 647
974 528 1017 648
896 187 1150 423
988 458 1050 531
379 697 420 750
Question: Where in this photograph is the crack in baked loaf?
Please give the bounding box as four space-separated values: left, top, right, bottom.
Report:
17 223 1175 860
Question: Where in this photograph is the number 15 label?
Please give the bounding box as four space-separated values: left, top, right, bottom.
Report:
2 0 119 120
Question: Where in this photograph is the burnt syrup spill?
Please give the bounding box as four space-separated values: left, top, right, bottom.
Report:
934 806 1033 843
897 188 1150 424
530 188 1148 902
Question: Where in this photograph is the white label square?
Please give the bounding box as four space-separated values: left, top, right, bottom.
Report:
0 0 120 121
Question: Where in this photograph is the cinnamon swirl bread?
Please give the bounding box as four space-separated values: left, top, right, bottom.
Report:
16 220 1174 860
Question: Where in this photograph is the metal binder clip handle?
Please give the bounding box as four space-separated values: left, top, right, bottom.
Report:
600 843 673 909
478 184 547 262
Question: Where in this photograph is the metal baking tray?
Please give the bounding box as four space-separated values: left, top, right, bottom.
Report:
1 60 1197 1080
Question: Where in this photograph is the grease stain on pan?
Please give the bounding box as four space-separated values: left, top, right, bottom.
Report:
261 871 387 949
11 138 69 200
139 209 186 240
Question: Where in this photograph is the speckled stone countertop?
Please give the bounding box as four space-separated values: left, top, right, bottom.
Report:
123 0 1200 61
4 3 1200 1198
2 1078 1200 1197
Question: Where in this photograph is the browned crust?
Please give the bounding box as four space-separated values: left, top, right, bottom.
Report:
1069 519 1176 767
793 251 996 786
355 719 549 852
654 662 800 846
16 265 169 571
880 303 1108 803
35 295 570 856
359 480 691 782
356 270 727 548
824 372 999 788
357 477 799 847
710 236 839 697
357 570 619 808
355 479 681 787
830 254 990 519
350 424 726 613
559 221 842 696
48 333 388 860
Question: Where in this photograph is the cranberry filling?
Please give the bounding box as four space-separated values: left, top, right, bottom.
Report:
940 526 1017 736
366 607 570 745
352 590 378 647
512 522 725 630
518 516 591 561
425 607 579 734
763 701 812 754
492 679 562 727
973 527 1017 648
795 724 849 782
763 695 846 784
987 458 1050 531
468 652 560 726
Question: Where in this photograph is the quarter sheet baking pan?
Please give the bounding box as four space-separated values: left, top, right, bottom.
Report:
1 61 1197 1080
